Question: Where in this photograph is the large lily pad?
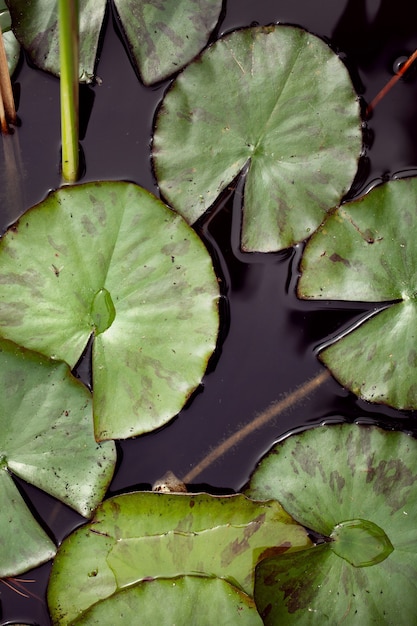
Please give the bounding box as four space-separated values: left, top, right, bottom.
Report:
47 491 312 623
0 337 115 577
6 0 222 84
69 576 263 625
113 0 223 85
153 24 362 252
0 181 219 439
298 177 417 410
246 424 417 624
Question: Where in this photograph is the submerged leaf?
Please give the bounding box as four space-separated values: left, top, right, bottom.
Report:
0 181 219 439
247 424 417 624
298 177 417 409
113 0 223 85
153 24 362 252
70 576 262 625
0 338 116 577
47 491 312 624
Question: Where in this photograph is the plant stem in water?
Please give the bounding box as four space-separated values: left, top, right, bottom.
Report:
366 48 417 117
59 0 79 182
0 29 16 133
182 368 330 484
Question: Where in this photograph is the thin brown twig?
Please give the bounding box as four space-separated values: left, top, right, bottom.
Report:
0 29 16 132
366 48 417 117
182 369 330 484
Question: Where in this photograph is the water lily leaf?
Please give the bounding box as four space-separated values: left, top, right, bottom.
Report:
153 24 362 252
47 491 312 623
1 2 19 75
69 575 262 625
113 0 223 85
6 0 106 82
246 424 417 624
0 181 219 439
0 337 116 577
6 0 222 85
298 177 417 409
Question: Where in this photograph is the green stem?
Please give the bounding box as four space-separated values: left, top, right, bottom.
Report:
59 0 79 182
182 369 330 484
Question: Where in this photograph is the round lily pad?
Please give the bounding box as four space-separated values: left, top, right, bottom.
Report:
0 181 219 439
47 491 311 622
153 24 362 252
298 177 417 410
246 424 417 624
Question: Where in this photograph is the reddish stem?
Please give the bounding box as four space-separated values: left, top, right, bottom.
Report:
366 48 417 117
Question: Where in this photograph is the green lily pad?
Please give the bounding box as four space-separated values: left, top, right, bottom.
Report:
6 0 106 82
113 0 223 85
47 491 312 623
0 337 115 577
153 24 362 252
69 576 262 625
0 181 219 439
246 424 417 624
298 177 417 410
1 2 19 75
6 0 222 84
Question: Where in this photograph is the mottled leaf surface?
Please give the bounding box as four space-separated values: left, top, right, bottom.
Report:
70 576 262 625
153 24 362 252
298 177 417 409
247 424 417 624
1 2 19 74
7 0 221 84
113 0 222 85
47 491 312 624
6 0 105 82
0 338 115 577
0 181 219 439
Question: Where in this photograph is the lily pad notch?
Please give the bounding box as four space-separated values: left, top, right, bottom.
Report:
153 23 363 252
0 181 220 440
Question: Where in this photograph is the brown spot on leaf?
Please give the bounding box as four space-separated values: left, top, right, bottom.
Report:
329 253 350 267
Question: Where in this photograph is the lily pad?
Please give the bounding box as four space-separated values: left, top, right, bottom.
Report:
0 337 116 577
6 0 106 83
113 0 223 85
47 491 312 623
246 424 417 624
1 1 19 75
0 181 219 439
6 0 222 84
153 24 362 252
69 576 263 625
298 177 417 410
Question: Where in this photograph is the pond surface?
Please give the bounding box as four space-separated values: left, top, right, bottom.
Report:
2 0 417 622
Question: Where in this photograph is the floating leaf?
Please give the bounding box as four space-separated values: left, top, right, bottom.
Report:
69 576 262 625
113 0 223 85
47 491 312 623
7 0 222 84
246 424 417 624
0 337 116 577
153 24 362 252
298 177 417 409
1 1 19 74
6 0 106 82
0 181 219 439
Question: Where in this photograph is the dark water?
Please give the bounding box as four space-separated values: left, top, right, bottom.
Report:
2 0 417 622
